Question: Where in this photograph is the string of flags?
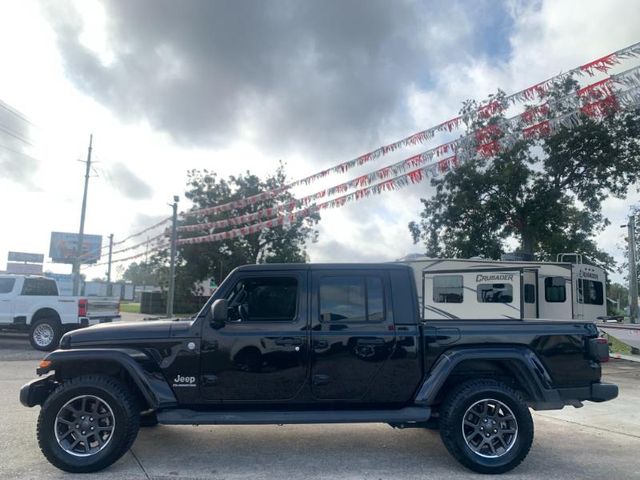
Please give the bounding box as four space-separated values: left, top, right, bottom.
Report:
176 84 640 246
177 68 640 235
183 41 640 219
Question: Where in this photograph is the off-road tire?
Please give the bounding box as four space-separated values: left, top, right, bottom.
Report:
439 379 533 474
29 318 62 351
37 374 140 473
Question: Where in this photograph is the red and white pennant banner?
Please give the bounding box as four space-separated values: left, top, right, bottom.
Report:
177 86 640 246
183 42 640 219
178 69 640 235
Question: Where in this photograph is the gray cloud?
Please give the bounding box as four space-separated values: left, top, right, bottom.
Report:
107 162 153 199
41 0 437 162
0 101 38 185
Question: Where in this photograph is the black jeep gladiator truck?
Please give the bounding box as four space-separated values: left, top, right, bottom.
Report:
20 263 617 474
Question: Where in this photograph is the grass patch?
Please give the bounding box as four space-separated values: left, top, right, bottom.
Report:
119 302 141 314
605 333 632 355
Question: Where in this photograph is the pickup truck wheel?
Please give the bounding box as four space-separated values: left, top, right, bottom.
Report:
439 379 533 474
29 318 62 351
37 375 140 473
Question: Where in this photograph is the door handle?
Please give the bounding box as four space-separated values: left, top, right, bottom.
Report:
313 374 330 386
356 338 385 346
313 340 329 349
274 338 303 347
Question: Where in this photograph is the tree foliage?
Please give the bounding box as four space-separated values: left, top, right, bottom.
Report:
409 79 640 269
150 163 319 304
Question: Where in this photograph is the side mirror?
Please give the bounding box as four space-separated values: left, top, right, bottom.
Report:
210 299 228 328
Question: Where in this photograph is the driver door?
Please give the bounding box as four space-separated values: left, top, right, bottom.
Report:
199 271 309 402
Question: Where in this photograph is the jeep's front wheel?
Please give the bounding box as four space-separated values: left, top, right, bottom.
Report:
37 375 140 473
439 379 533 474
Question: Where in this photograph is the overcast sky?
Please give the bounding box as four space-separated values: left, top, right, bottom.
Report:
0 0 639 283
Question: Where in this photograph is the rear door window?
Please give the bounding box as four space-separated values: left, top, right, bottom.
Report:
319 276 385 322
21 278 59 296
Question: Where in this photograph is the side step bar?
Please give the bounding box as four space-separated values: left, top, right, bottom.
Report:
157 406 431 425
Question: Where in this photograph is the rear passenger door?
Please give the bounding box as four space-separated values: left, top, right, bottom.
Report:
310 270 396 401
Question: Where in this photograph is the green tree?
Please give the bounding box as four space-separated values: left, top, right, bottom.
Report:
409 80 640 269
608 282 629 315
151 163 320 310
122 261 160 285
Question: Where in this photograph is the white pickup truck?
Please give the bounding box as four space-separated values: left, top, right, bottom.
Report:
0 275 120 351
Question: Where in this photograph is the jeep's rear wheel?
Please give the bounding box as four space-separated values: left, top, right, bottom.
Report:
37 375 140 473
439 379 533 474
29 318 62 351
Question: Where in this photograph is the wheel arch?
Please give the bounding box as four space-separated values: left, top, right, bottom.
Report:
414 346 563 410
40 349 177 411
30 308 61 325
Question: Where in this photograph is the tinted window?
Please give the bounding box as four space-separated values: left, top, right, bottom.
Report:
578 279 603 305
21 278 58 296
524 284 536 304
433 275 463 303
319 276 384 322
227 277 297 321
0 278 16 294
544 277 566 302
477 283 513 303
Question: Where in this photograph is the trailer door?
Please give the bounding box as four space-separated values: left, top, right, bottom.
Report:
522 269 538 318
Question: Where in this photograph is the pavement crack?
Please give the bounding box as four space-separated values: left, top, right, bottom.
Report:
130 448 151 479
537 414 640 440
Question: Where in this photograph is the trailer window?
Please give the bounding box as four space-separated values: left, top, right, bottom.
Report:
477 283 513 303
544 277 566 302
577 279 603 305
524 284 536 303
0 278 16 294
433 275 463 303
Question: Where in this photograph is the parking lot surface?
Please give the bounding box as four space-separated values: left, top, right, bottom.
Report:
1 325 639 480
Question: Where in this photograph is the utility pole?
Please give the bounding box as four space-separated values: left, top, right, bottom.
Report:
106 233 114 296
72 134 93 296
627 215 638 325
167 196 179 318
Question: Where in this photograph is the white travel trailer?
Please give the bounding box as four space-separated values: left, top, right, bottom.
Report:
397 253 607 321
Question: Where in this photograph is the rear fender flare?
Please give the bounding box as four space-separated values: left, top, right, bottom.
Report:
41 348 177 410
414 346 562 408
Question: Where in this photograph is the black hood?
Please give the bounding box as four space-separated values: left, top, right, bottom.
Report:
61 321 174 347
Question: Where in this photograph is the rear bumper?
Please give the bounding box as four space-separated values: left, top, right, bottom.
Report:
556 382 619 406
20 375 57 407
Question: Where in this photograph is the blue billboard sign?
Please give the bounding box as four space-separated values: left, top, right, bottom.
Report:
49 232 102 264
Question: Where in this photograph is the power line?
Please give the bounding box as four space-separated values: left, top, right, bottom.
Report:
0 123 34 146
0 143 40 163
0 98 37 127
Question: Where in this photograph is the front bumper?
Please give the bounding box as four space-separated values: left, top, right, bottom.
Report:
590 382 618 402
19 375 57 407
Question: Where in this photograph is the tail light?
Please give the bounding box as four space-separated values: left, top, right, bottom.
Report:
78 298 88 318
589 337 610 363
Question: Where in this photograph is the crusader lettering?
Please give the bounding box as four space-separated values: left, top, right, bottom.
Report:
475 273 514 282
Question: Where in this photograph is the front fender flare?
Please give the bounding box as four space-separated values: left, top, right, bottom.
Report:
39 348 177 410
414 346 564 410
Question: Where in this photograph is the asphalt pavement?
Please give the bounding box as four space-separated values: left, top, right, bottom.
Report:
1 321 639 480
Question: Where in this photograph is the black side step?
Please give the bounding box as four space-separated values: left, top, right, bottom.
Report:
157 406 431 425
